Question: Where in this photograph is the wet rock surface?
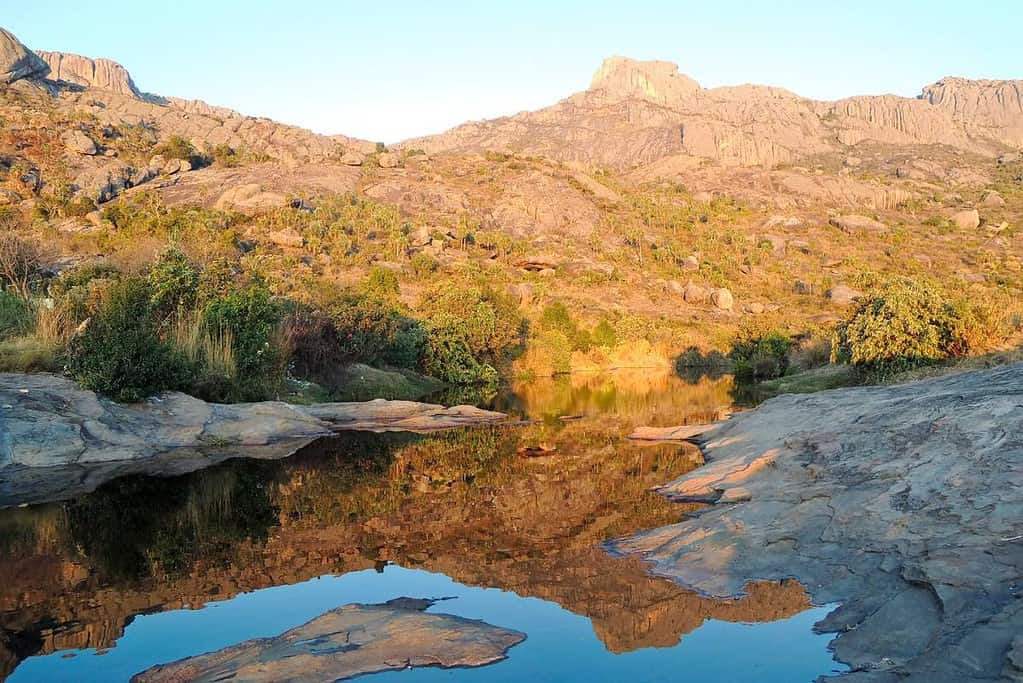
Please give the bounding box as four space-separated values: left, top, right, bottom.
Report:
131 597 526 682
610 364 1023 681
0 373 506 506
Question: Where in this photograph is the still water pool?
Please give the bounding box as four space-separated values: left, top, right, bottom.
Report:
0 371 846 682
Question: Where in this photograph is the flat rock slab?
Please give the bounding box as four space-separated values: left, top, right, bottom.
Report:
0 373 506 506
609 363 1023 682
627 423 719 442
132 597 526 682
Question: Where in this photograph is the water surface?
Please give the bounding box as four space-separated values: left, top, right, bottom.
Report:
0 372 845 681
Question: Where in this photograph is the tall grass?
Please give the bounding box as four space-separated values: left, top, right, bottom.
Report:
171 311 237 382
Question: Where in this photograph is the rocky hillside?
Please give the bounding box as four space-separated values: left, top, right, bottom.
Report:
407 56 1023 168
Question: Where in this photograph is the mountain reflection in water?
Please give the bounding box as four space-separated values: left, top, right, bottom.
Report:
0 371 844 681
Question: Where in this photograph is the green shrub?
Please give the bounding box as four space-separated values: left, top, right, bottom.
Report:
202 282 283 399
362 266 400 303
590 318 618 348
328 294 403 366
410 252 438 277
539 302 590 351
211 143 241 167
147 248 199 320
154 135 203 166
420 283 522 366
730 326 792 381
831 276 989 374
67 277 190 402
421 315 498 385
0 291 33 340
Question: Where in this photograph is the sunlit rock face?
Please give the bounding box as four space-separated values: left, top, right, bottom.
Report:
0 27 49 84
611 363 1023 682
132 598 526 683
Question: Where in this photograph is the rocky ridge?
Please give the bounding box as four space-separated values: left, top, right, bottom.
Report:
408 56 1023 168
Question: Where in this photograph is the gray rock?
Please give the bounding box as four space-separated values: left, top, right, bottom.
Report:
826 284 863 306
683 283 710 304
711 287 733 311
610 363 1023 682
829 214 887 233
949 208 981 230
0 27 49 84
341 151 365 166
61 130 98 155
0 373 506 506
132 599 525 683
377 152 400 168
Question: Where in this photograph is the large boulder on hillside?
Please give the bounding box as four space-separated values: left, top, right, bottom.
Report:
215 183 288 212
0 27 49 84
61 130 98 156
826 284 863 306
829 214 887 233
683 283 711 304
949 208 981 230
377 152 400 168
711 288 734 311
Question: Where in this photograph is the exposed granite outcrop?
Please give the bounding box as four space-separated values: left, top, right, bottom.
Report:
0 373 505 506
0 27 49 84
609 364 1023 681
131 598 526 682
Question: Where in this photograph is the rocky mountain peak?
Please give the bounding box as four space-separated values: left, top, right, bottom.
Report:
36 50 142 98
588 56 701 106
0 26 49 84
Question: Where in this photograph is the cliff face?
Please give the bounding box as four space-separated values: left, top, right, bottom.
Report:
36 50 142 98
0 27 49 84
409 57 1023 168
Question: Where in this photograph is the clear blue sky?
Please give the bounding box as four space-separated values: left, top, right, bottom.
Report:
5 1 1022 143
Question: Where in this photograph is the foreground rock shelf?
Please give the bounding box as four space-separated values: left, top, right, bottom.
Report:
610 364 1023 682
0 373 506 506
132 597 526 682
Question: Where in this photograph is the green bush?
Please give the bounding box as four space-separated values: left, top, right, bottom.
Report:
154 135 204 166
67 277 190 402
832 277 987 374
362 266 400 303
410 252 438 277
421 314 498 385
420 283 523 366
147 248 199 320
590 318 618 348
201 282 283 399
539 301 591 351
730 326 792 381
0 291 33 340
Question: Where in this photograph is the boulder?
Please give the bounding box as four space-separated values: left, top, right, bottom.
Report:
744 302 765 314
980 191 1005 208
61 130 98 156
132 599 525 683
949 208 980 230
215 184 288 212
0 373 507 506
266 229 304 249
681 254 700 271
377 152 400 168
826 284 863 306
514 256 560 272
829 214 887 233
997 152 1020 165
711 288 733 311
683 283 710 304
162 158 192 175
0 27 50 84
341 151 365 166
